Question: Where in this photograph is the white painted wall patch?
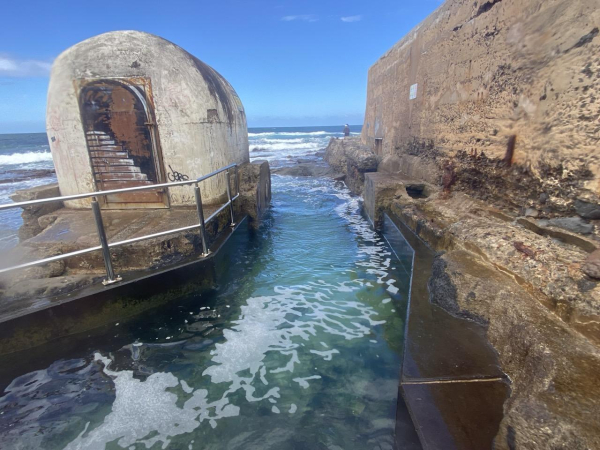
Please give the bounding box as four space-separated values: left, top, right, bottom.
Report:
409 83 418 100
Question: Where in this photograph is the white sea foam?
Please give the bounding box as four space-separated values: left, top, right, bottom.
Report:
248 131 360 137
250 142 323 152
248 131 332 137
0 151 53 166
64 177 402 449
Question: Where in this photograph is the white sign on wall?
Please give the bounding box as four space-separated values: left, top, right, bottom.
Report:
409 83 418 100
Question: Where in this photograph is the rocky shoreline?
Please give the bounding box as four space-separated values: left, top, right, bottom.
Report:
315 137 600 449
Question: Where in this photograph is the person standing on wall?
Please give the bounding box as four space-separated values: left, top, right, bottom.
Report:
343 124 350 137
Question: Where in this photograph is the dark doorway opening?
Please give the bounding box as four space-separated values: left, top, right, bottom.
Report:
78 78 167 208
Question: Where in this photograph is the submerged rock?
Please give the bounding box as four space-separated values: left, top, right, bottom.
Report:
272 163 343 179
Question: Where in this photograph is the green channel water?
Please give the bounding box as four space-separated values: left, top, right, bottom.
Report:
0 175 415 450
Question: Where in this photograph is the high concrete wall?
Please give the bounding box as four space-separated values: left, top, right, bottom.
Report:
47 31 249 207
362 0 600 213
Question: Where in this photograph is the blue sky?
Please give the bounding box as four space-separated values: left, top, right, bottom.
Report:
0 0 441 133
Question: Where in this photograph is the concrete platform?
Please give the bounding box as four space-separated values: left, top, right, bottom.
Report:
0 201 236 314
0 215 247 354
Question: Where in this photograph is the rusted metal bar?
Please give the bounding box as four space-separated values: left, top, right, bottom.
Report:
194 184 209 256
91 197 122 285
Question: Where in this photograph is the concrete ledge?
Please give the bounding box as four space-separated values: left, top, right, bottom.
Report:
382 213 508 450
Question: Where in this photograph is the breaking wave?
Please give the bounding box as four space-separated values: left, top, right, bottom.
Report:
0 151 53 166
248 131 332 137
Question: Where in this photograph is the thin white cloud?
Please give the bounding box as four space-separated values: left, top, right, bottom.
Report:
341 15 362 23
0 55 52 77
282 15 319 23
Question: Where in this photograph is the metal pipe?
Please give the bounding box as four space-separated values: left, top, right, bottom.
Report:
108 224 200 248
194 184 209 256
195 163 237 183
91 198 121 285
234 165 239 196
0 163 238 211
225 170 236 227
204 194 239 224
0 246 102 275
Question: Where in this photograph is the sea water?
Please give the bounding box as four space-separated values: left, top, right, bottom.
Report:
0 133 55 249
0 126 415 449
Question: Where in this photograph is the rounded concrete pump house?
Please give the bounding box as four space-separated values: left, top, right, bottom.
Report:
46 30 249 209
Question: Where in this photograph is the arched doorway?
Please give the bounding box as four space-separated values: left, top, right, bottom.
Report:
78 78 167 208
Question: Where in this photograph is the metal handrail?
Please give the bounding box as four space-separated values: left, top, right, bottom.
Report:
0 163 238 211
0 163 240 285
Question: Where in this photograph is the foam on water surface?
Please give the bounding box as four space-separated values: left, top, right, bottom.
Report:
0 127 411 450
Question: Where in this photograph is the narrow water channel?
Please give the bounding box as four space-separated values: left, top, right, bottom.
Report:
0 174 415 450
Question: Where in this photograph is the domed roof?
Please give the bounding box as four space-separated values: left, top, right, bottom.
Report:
46 30 249 207
51 30 244 126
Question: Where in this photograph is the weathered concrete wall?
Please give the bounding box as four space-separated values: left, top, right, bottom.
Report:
362 0 600 214
47 31 249 207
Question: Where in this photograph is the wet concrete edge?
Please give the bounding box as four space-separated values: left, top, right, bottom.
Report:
382 212 510 450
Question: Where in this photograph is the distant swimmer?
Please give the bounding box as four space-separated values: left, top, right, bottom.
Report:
343 124 350 137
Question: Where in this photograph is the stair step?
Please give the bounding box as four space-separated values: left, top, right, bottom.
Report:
87 139 116 145
92 158 134 167
88 145 124 151
94 166 142 174
96 172 149 182
90 151 129 159
101 180 155 189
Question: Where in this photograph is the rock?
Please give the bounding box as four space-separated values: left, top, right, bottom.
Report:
541 217 594 235
524 208 539 218
194 309 218 320
10 183 63 241
539 193 549 204
324 137 378 195
238 160 271 226
428 256 486 325
582 250 600 279
388 192 600 449
363 173 405 228
575 199 600 220
271 163 342 179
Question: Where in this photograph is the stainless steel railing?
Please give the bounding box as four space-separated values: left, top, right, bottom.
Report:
0 163 239 285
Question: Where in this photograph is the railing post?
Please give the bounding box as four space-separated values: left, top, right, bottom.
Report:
91 197 121 285
194 184 210 256
234 165 239 196
226 169 236 227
